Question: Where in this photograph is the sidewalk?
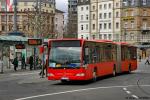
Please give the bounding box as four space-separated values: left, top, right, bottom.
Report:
137 59 150 73
0 64 41 75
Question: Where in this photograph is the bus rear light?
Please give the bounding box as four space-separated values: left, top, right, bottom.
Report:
47 73 54 76
76 73 85 77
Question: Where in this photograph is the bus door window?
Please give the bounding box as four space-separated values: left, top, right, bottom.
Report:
93 46 100 63
84 47 89 64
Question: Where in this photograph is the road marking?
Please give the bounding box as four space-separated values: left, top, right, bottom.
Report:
123 88 127 91
15 85 150 100
126 91 131 94
132 95 139 99
11 72 39 76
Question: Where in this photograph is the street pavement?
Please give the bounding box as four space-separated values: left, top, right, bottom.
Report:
0 59 150 100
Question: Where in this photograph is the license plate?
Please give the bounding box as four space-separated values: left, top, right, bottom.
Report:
61 77 69 80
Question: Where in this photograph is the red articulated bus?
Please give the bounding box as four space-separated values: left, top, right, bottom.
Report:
47 39 137 82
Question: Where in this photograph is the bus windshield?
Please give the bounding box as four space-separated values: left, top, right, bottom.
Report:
49 41 82 68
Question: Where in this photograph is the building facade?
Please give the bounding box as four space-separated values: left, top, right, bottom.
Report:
121 0 150 43
77 0 122 40
78 0 90 39
0 0 56 38
68 0 78 36
55 9 65 38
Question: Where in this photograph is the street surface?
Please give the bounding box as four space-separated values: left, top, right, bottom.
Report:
0 59 150 100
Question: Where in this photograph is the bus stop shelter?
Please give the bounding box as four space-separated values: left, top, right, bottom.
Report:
0 35 28 73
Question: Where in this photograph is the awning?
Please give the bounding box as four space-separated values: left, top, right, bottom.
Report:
0 35 28 42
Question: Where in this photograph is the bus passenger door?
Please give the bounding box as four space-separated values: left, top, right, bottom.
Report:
116 45 122 73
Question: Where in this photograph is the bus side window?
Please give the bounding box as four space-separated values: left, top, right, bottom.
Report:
84 47 89 64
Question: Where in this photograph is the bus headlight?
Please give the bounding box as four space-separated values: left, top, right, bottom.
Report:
76 73 85 77
47 73 54 76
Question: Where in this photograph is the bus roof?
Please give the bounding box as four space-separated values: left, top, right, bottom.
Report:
48 38 114 43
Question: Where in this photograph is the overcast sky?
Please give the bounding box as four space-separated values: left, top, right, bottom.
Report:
56 0 68 13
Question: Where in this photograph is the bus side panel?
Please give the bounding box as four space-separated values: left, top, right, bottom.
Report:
121 60 130 72
130 60 137 71
97 62 115 76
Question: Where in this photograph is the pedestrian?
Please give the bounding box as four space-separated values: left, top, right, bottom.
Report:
39 59 48 76
12 57 18 71
39 59 45 76
21 55 26 69
139 55 141 62
0 57 3 73
145 56 150 65
29 55 33 70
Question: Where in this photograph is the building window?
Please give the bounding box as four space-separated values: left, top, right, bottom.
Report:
116 22 119 29
131 21 134 29
99 24 102 30
108 34 112 40
104 13 107 19
93 14 95 20
124 22 128 28
92 35 95 39
2 25 5 31
131 11 134 16
109 3 111 9
24 2 28 6
99 5 102 10
142 22 147 29
143 10 147 16
93 24 95 30
86 15 89 20
142 0 147 5
93 6 95 10
109 12 111 18
86 6 88 10
81 7 83 11
109 23 111 29
104 34 107 39
81 15 83 20
131 0 135 6
116 12 119 17
86 24 88 30
125 11 128 17
116 3 119 7
9 15 13 22
1 15 6 22
104 4 107 9
99 34 102 39
99 13 102 19
81 25 84 30
104 23 107 29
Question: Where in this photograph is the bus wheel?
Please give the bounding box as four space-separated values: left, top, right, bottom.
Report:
92 69 97 82
112 68 116 77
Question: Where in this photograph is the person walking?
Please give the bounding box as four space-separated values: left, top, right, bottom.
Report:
21 55 26 69
29 55 33 70
145 56 150 65
13 57 18 71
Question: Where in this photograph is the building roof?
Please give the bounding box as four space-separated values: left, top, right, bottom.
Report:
55 9 64 13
